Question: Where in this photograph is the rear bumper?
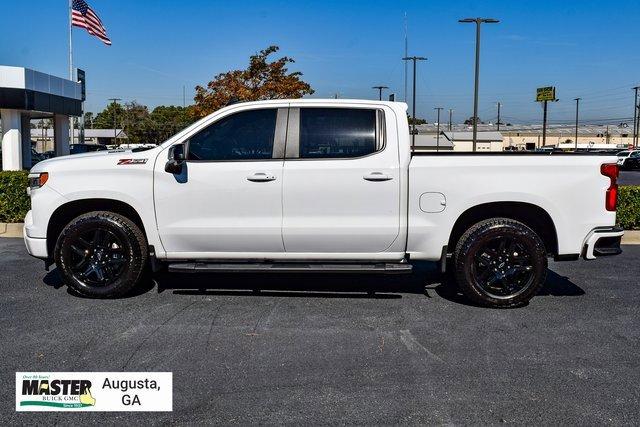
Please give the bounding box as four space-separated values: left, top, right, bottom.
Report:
582 226 624 260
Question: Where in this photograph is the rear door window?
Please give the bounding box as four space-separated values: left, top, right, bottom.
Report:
298 108 380 159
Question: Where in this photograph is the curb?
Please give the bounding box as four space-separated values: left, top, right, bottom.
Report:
0 223 23 238
1 222 640 244
622 230 640 245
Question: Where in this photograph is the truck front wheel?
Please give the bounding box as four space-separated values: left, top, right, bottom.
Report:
54 211 148 298
453 218 547 308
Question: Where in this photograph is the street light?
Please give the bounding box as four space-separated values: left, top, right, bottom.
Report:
372 85 389 101
402 56 427 150
459 17 499 151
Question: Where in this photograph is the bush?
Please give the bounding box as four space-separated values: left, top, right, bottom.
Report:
0 171 30 223
617 186 640 230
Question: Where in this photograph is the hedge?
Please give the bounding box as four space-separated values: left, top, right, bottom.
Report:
0 171 30 223
0 170 639 229
617 186 640 230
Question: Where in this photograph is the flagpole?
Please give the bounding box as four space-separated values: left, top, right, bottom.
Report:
69 0 74 145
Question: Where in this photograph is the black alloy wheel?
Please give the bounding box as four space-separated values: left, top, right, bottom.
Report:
64 227 128 286
454 218 547 308
55 211 148 298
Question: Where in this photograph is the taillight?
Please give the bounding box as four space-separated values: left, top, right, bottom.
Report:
600 163 618 211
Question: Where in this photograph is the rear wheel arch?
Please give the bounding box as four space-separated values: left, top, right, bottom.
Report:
47 199 147 257
447 202 558 256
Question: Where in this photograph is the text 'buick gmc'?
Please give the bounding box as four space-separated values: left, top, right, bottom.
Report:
24 99 623 307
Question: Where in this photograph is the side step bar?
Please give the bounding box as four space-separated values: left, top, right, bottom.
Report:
167 262 413 274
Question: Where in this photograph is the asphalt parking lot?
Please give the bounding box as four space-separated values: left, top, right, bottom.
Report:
619 170 640 186
1 238 639 424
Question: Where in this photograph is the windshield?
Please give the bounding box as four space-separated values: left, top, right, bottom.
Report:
617 151 630 157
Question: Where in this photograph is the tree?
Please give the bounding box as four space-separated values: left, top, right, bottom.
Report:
407 115 427 125
92 101 196 145
192 45 314 118
93 101 126 131
150 105 194 142
464 116 483 125
83 112 94 128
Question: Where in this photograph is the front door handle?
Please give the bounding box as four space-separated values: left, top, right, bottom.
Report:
247 172 276 182
363 172 393 182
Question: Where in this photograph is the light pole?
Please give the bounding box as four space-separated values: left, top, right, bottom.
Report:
448 108 453 131
633 86 639 147
459 17 499 151
496 102 501 131
574 97 581 150
402 56 427 150
372 85 389 101
434 107 443 151
108 98 121 145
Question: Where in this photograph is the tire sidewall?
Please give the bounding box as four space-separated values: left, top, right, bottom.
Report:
455 220 547 307
55 213 146 298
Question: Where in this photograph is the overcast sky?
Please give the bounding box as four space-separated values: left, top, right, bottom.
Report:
2 0 640 124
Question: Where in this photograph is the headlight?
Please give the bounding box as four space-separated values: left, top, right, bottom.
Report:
28 172 49 190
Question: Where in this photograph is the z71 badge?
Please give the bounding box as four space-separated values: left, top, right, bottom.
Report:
117 159 147 165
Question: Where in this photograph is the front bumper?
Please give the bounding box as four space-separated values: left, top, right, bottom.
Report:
582 226 624 260
23 210 48 259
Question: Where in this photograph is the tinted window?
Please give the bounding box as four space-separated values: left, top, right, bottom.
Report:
299 108 378 158
188 109 277 160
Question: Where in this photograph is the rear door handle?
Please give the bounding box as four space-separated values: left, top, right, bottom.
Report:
247 172 276 182
363 172 393 182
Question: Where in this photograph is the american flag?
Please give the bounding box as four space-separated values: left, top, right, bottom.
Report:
72 0 111 46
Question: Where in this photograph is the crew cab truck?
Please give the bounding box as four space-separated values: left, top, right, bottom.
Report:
24 99 623 307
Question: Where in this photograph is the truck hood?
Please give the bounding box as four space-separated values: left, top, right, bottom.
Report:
30 149 156 173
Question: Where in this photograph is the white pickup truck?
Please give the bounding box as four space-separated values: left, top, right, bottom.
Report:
24 99 623 307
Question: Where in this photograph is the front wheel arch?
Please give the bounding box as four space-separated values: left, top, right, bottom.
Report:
47 199 146 258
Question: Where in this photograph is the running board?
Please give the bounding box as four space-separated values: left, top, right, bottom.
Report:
167 262 413 274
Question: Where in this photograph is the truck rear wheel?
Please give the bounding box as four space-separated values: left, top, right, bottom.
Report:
453 218 547 308
54 211 148 298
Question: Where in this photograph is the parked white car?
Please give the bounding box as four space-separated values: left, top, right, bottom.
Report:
616 150 640 170
24 99 623 307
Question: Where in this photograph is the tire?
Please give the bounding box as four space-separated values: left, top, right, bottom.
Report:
453 218 547 308
54 211 148 298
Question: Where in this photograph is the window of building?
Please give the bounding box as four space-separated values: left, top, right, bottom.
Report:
299 108 380 159
188 108 277 161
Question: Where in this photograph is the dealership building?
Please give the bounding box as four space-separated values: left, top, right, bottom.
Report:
0 66 82 171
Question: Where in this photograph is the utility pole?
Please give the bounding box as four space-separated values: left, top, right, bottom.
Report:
402 56 427 150
448 108 453 131
372 85 389 101
404 13 408 102
542 100 548 147
183 85 186 108
459 17 499 151
574 97 581 150
633 86 639 147
108 98 121 145
434 107 443 151
496 102 501 131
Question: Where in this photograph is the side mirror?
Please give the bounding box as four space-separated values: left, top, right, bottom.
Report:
165 143 185 174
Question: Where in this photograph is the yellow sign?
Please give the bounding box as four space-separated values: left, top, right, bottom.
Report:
536 86 556 102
